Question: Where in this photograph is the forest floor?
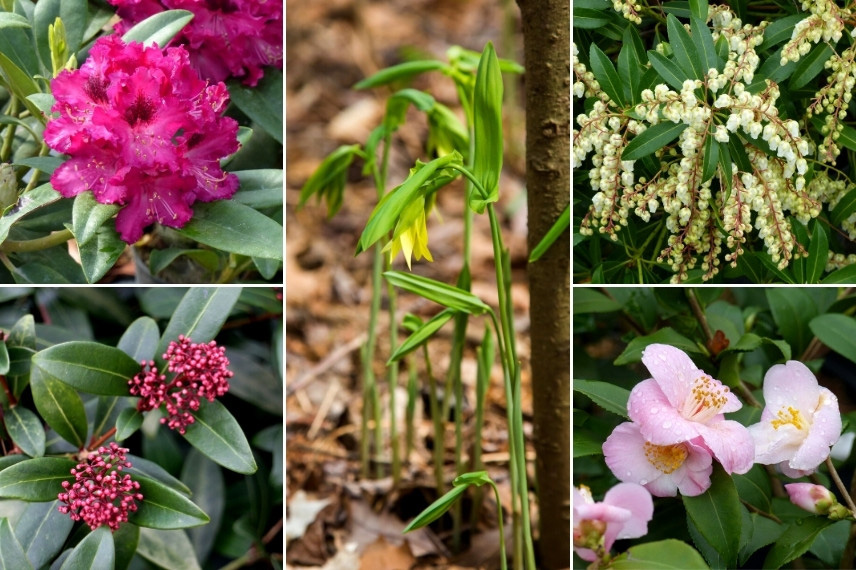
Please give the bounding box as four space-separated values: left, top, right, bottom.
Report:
284 0 534 567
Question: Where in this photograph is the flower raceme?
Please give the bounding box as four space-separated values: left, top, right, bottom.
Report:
749 361 842 477
129 335 233 434
43 35 240 244
573 483 653 563
57 443 143 532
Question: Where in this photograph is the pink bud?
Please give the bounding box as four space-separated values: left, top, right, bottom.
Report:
785 483 837 514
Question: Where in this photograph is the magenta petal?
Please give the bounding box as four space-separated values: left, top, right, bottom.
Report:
694 419 755 474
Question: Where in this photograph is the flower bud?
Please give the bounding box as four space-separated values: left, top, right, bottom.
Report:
785 483 839 514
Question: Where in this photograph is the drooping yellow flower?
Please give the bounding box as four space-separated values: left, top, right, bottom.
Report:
383 196 433 269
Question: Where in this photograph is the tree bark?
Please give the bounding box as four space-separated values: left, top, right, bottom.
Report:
517 1 570 568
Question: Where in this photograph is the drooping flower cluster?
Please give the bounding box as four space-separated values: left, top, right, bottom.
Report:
573 483 653 563
107 0 283 86
44 35 240 244
129 335 233 434
57 443 143 531
781 0 848 66
603 344 754 497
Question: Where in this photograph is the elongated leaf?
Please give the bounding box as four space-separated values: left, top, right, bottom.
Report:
113 522 139 570
701 133 719 182
389 309 454 363
77 225 125 284
0 13 29 30
573 7 610 28
182 400 257 474
614 327 700 365
0 518 32 570
116 407 144 441
837 124 856 152
763 517 833 569
121 9 193 49
126 454 191 496
573 379 631 418
118 316 161 362
233 169 283 209
622 122 689 161
648 50 688 90
15 500 73 569
404 483 469 532
589 43 625 106
5 407 45 458
0 457 75 500
809 313 856 366
683 466 741 568
691 15 720 72
667 14 704 79
790 43 834 89
181 450 225 561
0 343 8 375
72 192 119 247
0 185 62 245
573 288 621 313
767 288 817 355
384 271 491 314
529 205 569 262
354 60 447 89
33 341 140 396
472 42 503 212
222 350 283 416
156 287 242 357
0 52 43 119
227 70 283 143
830 187 856 226
298 144 360 217
30 369 87 448
822 264 856 284
177 200 282 260
761 14 806 50
129 475 209 529
610 539 710 569
136 528 201 570
806 221 829 283
689 0 708 18
59 526 114 570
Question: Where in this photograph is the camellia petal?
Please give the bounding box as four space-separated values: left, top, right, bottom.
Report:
628 379 703 445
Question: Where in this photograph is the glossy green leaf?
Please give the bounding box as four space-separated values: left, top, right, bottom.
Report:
683 466 741 568
121 9 194 49
836 124 856 152
33 341 140 395
589 43 625 106
667 14 704 79
809 520 849 567
30 369 87 448
0 13 29 30
118 316 161 362
127 454 191 496
148 249 220 277
14 500 73 569
573 288 621 313
71 191 119 247
648 50 687 90
0 185 62 245
830 187 856 226
689 0 708 18
791 221 809 283
129 475 209 529
355 60 447 89
0 342 8 375
59 526 114 570
0 518 32 570
809 313 856 366
298 144 360 218
472 42 503 212
610 539 710 569
136 528 201 570
0 52 43 120
384 88 435 131
573 379 630 419
0 457 75 500
767 288 817 355
177 200 282 260
822 264 856 284
614 327 700 365
182 399 257 474
573 7 610 28
112 523 139 570
225 350 282 416
388 309 454 363
5 407 45 458
116 407 144 441
701 133 719 183
77 225 126 284
763 517 834 569
622 122 689 161
181 449 225 561
384 271 491 314
739 514 784 565
156 287 242 357
806 221 828 283
227 69 283 143
760 15 805 50
529 205 569 262
790 43 835 89
573 431 604 458
691 15 720 72
233 169 284 209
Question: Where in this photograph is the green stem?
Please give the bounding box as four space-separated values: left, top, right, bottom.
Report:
424 343 445 496
387 273 400 485
0 228 74 253
0 97 19 163
405 353 417 463
490 480 509 570
361 244 383 478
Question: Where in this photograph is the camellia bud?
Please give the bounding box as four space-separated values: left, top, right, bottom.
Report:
785 483 845 516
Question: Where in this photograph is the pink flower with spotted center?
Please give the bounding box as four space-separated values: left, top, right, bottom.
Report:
573 483 653 563
107 0 283 86
44 35 239 243
627 344 754 475
57 443 143 531
129 335 233 434
749 361 841 477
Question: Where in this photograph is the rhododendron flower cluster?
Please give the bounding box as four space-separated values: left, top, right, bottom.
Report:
43 35 239 244
749 360 842 477
107 0 283 86
57 443 143 531
573 483 653 563
129 335 233 434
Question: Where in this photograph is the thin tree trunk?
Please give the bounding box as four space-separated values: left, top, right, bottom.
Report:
517 0 570 568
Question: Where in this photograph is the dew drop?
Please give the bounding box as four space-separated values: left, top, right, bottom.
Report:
662 421 672 429
639 479 648 485
651 407 660 414
626 471 632 478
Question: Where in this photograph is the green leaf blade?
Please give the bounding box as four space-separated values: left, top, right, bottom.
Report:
33 341 140 396
0 457 76 501
129 475 210 530
121 9 194 49
5 407 45 458
682 466 741 568
622 122 689 161
181 400 257 474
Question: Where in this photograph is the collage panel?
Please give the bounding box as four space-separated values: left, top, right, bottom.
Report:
573 286 856 569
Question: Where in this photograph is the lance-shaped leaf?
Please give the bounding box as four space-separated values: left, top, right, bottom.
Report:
471 42 503 213
589 43 625 107
14 500 73 569
298 144 361 218
177 200 282 260
129 475 209 529
529 205 569 262
0 518 32 570
30 369 87 448
116 408 144 441
790 43 834 90
622 122 689 161
33 342 141 395
136 528 201 570
59 526 114 570
404 471 492 533
5 407 45 458
181 400 257 474
667 14 704 79
0 457 76 500
121 9 193 49
573 379 631 419
156 287 242 358
118 316 161 363
384 271 491 314
806 222 829 283
388 309 455 363
384 88 435 132
127 454 192 496
355 60 447 89
648 50 687 90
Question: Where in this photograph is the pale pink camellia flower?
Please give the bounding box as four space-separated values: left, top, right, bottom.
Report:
627 343 755 475
749 361 842 478
603 421 714 497
44 35 239 244
107 0 283 86
573 483 654 563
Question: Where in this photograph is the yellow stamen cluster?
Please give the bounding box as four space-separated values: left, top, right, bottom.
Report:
684 376 730 420
771 406 806 430
644 442 689 474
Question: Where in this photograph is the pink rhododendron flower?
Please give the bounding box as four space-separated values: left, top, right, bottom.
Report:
573 483 653 563
107 0 283 86
749 361 841 477
626 344 754 474
44 35 239 243
603 421 714 497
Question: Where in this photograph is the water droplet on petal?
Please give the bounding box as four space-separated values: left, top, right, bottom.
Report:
651 407 659 414
626 471 632 478
640 479 648 485
662 421 672 429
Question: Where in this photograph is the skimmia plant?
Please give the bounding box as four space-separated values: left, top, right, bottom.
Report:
0 2 282 283
0 287 283 568
575 287 856 569
574 0 856 283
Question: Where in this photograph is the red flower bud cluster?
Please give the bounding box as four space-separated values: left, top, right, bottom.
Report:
129 335 233 434
57 443 143 531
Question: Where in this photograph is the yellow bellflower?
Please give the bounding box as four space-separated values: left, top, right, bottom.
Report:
383 196 434 269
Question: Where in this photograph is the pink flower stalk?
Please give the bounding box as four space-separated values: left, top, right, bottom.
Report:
57 443 143 531
603 421 714 497
129 335 233 434
44 35 239 244
107 0 283 86
749 361 842 477
573 483 653 563
627 344 754 474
